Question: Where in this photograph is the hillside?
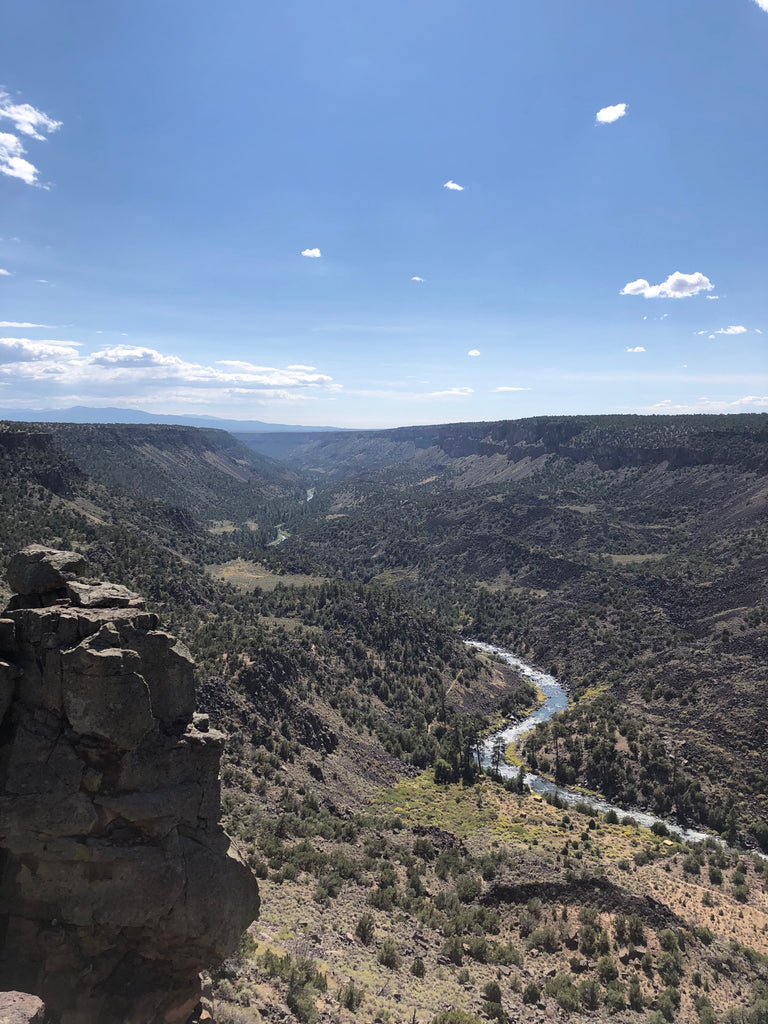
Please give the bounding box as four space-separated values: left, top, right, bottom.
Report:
235 414 768 482
0 421 300 608
2 414 768 1024
260 415 768 849
0 405 344 433
43 421 302 519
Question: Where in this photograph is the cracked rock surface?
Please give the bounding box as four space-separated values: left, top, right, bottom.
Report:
0 547 259 1024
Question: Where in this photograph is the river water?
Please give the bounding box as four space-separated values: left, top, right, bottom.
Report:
467 640 713 845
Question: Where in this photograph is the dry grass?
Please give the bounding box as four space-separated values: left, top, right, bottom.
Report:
206 559 327 592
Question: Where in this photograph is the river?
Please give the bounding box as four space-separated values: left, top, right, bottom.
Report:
467 640 714 845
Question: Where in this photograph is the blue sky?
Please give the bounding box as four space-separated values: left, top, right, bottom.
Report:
0 0 766 428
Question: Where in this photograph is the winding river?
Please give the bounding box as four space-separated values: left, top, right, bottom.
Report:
467 640 713 845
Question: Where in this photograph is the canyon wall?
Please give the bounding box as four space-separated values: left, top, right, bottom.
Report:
0 546 259 1024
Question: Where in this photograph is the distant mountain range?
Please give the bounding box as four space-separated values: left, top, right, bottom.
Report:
0 405 344 433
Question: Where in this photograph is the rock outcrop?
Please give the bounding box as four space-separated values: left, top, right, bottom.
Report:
0 991 47 1023
0 547 259 1024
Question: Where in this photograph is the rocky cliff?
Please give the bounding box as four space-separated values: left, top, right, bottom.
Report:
0 546 259 1024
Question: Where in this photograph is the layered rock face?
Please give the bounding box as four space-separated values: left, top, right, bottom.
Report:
0 547 259 1024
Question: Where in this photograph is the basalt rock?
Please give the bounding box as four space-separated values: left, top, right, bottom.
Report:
0 547 259 1024
0 991 47 1023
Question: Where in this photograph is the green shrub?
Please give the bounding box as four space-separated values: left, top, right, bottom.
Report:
355 912 375 945
733 882 750 903
604 981 627 1013
545 974 580 1012
466 935 489 962
527 925 560 953
488 941 522 967
482 982 502 1003
286 985 318 1024
455 874 481 903
338 979 364 1011
626 913 647 942
441 935 463 966
657 986 681 1022
658 952 683 987
628 975 644 1010
579 979 601 1010
522 981 541 1005
683 855 701 875
378 937 401 970
597 955 619 983
411 957 425 978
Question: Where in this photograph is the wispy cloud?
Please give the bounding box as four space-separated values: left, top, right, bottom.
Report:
429 386 473 397
626 346 646 353
411 276 425 282
301 247 322 258
0 91 60 138
752 0 768 13
492 386 531 392
443 180 464 191
648 395 768 413
0 269 11 276
621 271 714 299
343 385 473 401
713 325 747 335
706 295 720 300
468 349 480 357
596 103 628 124
0 89 60 186
0 321 52 328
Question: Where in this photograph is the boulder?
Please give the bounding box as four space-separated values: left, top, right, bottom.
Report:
0 991 46 1023
5 546 87 596
66 581 143 609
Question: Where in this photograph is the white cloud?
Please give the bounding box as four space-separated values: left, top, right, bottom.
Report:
429 386 473 397
713 325 747 335
648 395 768 413
0 269 11 276
596 103 628 124
0 321 51 327
0 133 40 185
468 349 480 357
706 295 720 300
411 276 425 282
752 0 768 12
0 91 61 139
0 91 60 187
493 386 531 392
343 385 473 401
0 341 337 408
626 346 646 353
620 271 714 299
301 248 322 258
0 337 80 362
443 180 464 191
756 329 763 334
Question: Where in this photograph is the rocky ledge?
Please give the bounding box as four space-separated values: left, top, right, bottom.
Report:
0 546 259 1024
